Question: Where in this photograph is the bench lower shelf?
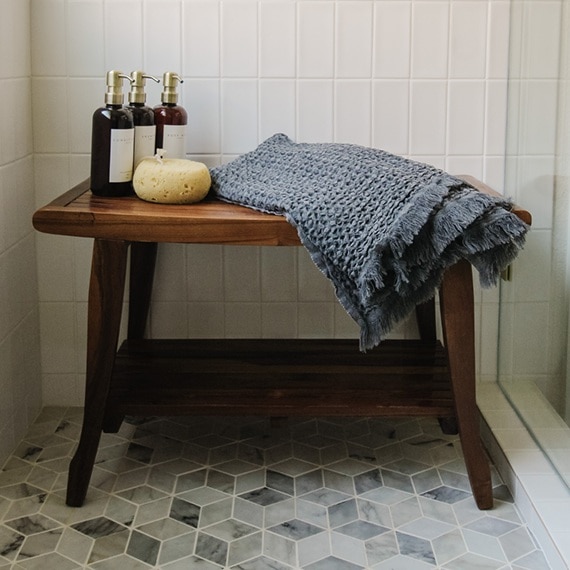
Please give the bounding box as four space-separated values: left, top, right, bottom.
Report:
103 338 456 423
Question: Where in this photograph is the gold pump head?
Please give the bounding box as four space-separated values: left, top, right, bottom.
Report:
129 71 160 104
104 70 132 105
160 72 183 104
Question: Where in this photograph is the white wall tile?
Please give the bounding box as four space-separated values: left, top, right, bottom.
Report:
188 302 225 338
104 1 143 73
449 2 487 79
1 2 29 77
144 0 182 76
260 2 296 78
373 80 409 155
261 247 298 302
512 230 552 303
298 249 334 302
153 244 188 302
67 78 103 155
36 235 75 302
223 246 261 302
184 1 220 78
297 80 333 143
39 303 77 374
411 2 449 78
150 302 189 338
67 0 104 76
221 79 258 153
485 80 508 156
262 303 298 338
31 79 70 154
187 244 224 301
447 81 485 155
516 156 555 229
298 2 334 78
374 1 411 79
224 303 262 337
445 156 483 180
336 2 373 79
487 1 510 79
31 0 66 77
298 303 334 338
221 2 258 77
259 80 296 142
519 80 558 156
523 1 562 79
410 81 447 155
186 79 221 154
334 81 371 146
512 302 549 376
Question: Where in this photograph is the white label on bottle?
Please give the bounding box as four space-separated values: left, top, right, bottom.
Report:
134 125 156 168
162 124 186 159
109 128 135 182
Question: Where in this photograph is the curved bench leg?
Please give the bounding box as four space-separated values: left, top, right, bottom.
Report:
66 238 128 507
439 260 493 510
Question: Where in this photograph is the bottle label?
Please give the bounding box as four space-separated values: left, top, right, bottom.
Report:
134 125 156 168
162 124 186 159
109 128 135 182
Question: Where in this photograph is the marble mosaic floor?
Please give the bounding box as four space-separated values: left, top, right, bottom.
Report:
0 408 552 569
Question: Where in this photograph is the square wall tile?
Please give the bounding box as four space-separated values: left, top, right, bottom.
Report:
153 244 188 302
298 302 334 338
188 302 225 338
39 303 77 374
150 302 189 339
335 2 373 79
31 79 69 154
485 80 508 156
373 2 411 79
298 2 334 78
298 249 334 302
67 78 103 155
261 303 298 339
0 0 30 78
184 1 220 77
260 2 296 78
224 303 262 338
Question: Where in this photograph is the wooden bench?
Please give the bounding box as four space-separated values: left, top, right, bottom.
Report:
32 175 531 509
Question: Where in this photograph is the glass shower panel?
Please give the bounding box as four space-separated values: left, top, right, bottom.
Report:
498 0 570 487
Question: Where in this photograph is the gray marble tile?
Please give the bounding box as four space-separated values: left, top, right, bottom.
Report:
239 487 290 507
169 498 201 528
268 519 325 540
0 410 548 570
396 531 437 565
126 529 160 566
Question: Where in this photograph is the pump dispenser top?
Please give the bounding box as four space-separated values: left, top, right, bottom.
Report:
129 71 160 105
90 70 135 197
160 72 183 104
128 71 160 168
104 70 131 105
154 71 187 159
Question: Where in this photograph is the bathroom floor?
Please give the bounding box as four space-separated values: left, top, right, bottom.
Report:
0 408 551 569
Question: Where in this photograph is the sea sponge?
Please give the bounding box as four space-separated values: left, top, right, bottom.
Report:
133 154 211 204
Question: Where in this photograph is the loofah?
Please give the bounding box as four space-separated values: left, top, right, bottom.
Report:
133 151 211 204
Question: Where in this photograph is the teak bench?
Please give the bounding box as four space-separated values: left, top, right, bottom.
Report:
32 175 531 509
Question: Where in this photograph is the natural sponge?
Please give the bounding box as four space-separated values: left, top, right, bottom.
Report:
133 154 211 204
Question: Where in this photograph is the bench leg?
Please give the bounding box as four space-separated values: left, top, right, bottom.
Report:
439 259 493 510
127 241 158 340
66 238 128 507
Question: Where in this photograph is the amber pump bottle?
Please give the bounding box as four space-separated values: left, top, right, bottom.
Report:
153 72 187 159
90 71 134 197
127 71 160 169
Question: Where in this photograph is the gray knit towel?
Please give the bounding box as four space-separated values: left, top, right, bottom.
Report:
210 133 529 351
